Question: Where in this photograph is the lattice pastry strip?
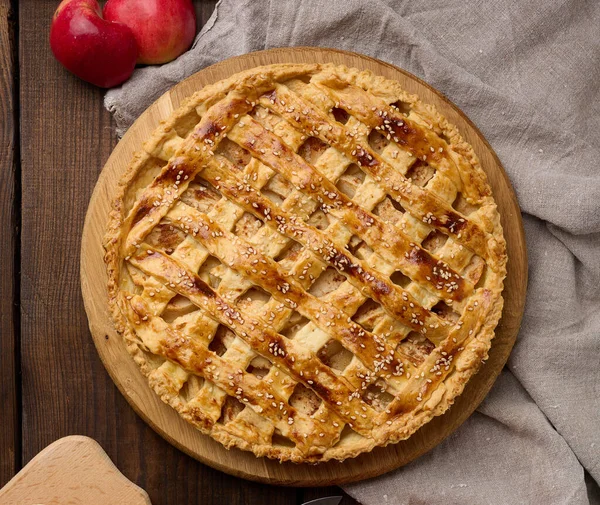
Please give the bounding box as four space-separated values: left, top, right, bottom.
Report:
200 157 450 342
127 246 382 430
129 221 251 423
131 113 318 422
128 183 252 393
138 144 428 436
105 63 507 462
178 155 436 444
176 105 448 402
188 141 352 433
258 82 490 310
168 201 402 371
181 142 352 441
122 294 334 453
126 162 370 448
226 118 473 304
133 159 417 449
260 84 502 269
244 89 421 350
167 182 398 440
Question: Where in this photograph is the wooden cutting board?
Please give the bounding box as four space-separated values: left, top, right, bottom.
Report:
80 47 528 486
0 436 150 505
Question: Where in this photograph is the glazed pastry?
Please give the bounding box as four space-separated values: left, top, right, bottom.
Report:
104 64 507 463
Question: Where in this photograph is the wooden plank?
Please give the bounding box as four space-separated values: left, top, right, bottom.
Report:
194 0 218 25
0 0 18 489
18 1 294 504
19 0 116 457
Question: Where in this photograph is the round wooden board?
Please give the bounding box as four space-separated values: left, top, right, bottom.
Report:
81 47 527 487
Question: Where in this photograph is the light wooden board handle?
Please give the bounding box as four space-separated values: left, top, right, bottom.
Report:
0 435 151 505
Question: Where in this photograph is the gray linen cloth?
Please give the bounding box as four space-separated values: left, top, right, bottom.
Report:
105 1 600 503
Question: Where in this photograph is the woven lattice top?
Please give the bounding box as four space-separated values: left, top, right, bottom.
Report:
104 63 507 463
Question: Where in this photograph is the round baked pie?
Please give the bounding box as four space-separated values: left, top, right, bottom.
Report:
104 63 507 463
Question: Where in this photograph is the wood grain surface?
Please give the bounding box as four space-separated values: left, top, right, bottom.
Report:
0 436 151 505
0 0 17 488
11 1 355 503
81 48 527 486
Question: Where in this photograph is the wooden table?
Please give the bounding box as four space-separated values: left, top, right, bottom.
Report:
0 1 357 503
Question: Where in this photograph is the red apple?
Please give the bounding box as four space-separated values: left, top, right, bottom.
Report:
103 0 196 65
50 0 138 88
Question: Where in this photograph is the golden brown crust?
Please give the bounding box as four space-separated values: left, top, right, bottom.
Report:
104 63 507 463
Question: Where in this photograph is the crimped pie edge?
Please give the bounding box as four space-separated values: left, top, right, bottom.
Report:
103 63 507 463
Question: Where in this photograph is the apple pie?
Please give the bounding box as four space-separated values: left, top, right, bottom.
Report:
104 63 507 463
